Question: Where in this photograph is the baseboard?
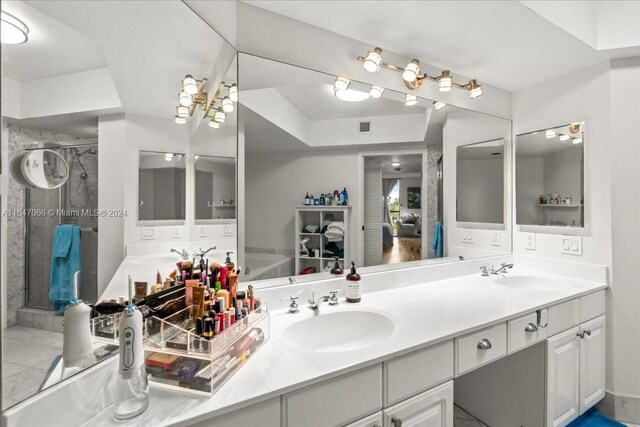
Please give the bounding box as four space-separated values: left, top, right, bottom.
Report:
597 391 640 424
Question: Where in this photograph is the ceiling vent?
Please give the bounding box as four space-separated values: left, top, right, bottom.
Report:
359 121 371 134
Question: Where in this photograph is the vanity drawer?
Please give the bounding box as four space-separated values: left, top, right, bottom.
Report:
548 299 579 337
191 397 280 426
455 323 507 376
580 290 605 323
283 364 382 427
344 411 383 427
384 340 453 406
508 311 547 354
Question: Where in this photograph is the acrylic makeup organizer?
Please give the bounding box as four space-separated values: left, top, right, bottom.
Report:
143 304 270 396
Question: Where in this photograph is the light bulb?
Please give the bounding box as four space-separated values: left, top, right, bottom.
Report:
182 75 198 95
432 101 446 111
229 84 238 102
391 162 401 167
572 137 583 144
334 76 350 91
213 109 226 123
1 11 29 45
467 79 483 98
438 71 452 92
545 129 556 139
222 96 235 113
402 59 420 83
559 134 570 141
179 91 193 107
404 93 417 106
209 119 220 129
174 116 186 125
176 105 189 118
164 153 174 161
363 47 382 73
369 86 384 99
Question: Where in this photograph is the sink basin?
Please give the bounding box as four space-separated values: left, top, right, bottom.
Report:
494 276 565 291
281 311 394 352
130 256 181 265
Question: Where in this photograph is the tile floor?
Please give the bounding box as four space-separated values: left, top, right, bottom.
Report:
2 325 63 410
454 405 489 427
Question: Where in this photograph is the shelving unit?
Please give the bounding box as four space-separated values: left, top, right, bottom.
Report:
536 204 583 208
294 206 351 275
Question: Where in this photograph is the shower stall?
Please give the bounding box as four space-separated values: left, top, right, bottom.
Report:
24 142 99 309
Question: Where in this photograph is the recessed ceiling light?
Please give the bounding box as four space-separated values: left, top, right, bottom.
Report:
369 85 384 99
433 101 446 111
402 59 420 83
334 88 371 102
1 11 29 45
334 76 350 91
404 93 417 106
391 162 401 167
545 129 556 139
363 47 383 73
438 71 452 92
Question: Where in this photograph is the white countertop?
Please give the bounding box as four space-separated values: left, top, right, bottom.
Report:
83 267 607 426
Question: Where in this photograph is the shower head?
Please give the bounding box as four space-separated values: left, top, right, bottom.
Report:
76 147 97 157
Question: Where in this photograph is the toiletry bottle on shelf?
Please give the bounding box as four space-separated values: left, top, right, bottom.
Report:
114 275 149 421
63 271 94 366
346 262 361 303
342 187 349 206
304 193 310 205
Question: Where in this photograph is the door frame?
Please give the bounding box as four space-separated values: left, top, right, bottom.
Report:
357 148 429 267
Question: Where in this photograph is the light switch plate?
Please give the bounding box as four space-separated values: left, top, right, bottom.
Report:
199 227 207 238
223 225 234 236
172 227 180 239
524 233 536 250
562 235 583 255
491 232 501 247
462 229 473 243
141 227 155 240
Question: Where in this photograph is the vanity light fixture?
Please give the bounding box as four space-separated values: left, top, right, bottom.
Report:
164 153 174 162
404 93 417 106
182 75 198 95
213 108 226 123
179 91 193 107
176 106 189 118
334 87 371 102
222 96 235 113
572 137 583 144
391 162 401 167
334 76 351 91
363 47 383 73
1 10 29 44
357 47 484 98
433 101 446 111
559 134 570 141
176 76 237 129
545 129 556 139
438 71 452 92
369 85 384 98
208 119 221 129
228 84 238 102
174 116 187 125
569 122 583 134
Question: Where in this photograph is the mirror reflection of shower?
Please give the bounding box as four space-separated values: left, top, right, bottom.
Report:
66 145 98 208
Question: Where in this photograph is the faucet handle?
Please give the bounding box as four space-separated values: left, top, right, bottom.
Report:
329 290 341 305
281 296 299 314
480 265 490 276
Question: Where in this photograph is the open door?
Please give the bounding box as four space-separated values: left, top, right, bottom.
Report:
363 158 382 266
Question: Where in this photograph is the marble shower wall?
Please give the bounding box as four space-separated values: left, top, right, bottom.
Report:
6 126 81 325
426 143 443 259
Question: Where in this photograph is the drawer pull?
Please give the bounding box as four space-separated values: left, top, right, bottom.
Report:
477 339 492 350
391 417 403 427
577 331 585 339
584 329 591 336
525 323 538 333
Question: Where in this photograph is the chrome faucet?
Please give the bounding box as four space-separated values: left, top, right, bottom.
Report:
195 246 216 258
171 248 190 259
481 263 514 276
308 293 329 310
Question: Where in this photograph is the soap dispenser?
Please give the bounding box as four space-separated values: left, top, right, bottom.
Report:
225 251 235 270
330 257 343 275
114 275 149 421
62 271 94 366
346 262 361 303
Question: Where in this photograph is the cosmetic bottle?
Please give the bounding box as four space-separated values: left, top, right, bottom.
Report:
346 262 361 303
341 187 349 206
63 271 94 366
304 193 310 205
114 275 149 421
330 257 343 275
225 252 235 270
247 285 255 312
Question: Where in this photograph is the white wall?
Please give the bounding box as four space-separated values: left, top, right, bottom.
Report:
443 110 512 258
609 57 640 399
515 157 544 225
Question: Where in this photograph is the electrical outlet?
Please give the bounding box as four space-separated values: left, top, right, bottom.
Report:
223 225 234 236
561 235 582 255
524 233 536 250
141 227 155 240
172 227 180 239
462 230 473 243
199 227 207 238
491 232 501 247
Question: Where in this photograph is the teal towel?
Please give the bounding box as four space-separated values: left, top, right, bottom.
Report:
432 222 443 258
568 407 624 426
49 224 81 312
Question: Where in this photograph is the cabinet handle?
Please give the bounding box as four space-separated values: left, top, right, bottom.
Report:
477 338 492 350
584 329 591 336
577 331 585 339
525 323 538 333
391 417 403 427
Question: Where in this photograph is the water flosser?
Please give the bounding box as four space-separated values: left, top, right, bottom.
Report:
113 275 149 420
62 271 94 366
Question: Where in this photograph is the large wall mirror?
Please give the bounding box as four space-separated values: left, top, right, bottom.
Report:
194 155 236 222
1 0 232 409
516 122 585 229
238 53 512 285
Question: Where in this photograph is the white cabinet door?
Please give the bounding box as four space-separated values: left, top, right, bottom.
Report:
344 411 383 427
546 327 580 427
579 315 606 414
383 381 453 427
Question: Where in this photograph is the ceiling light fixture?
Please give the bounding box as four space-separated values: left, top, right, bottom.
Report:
334 87 371 102
1 10 29 45
213 108 226 123
208 119 220 129
438 70 452 92
559 134 570 141
391 162 401 167
369 85 384 99
357 47 484 98
433 101 446 111
404 93 417 106
176 77 237 129
363 47 383 73
222 96 235 113
228 84 238 103
182 75 198 95
176 106 189 118
546 129 556 139
334 76 351 91
174 116 187 125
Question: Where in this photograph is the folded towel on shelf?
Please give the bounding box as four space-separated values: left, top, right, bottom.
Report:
324 221 345 242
